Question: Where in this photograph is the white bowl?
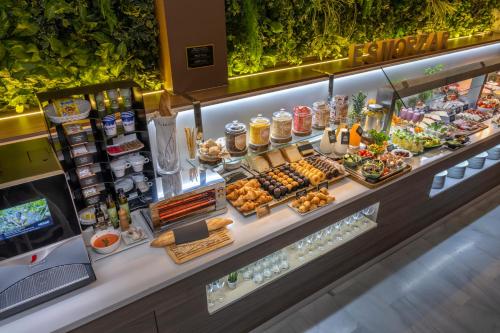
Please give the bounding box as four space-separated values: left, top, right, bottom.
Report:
432 170 447 189
90 229 121 254
391 149 413 160
447 161 468 179
486 145 500 160
467 152 488 169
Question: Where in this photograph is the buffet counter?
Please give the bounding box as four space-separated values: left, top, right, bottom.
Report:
1 118 498 333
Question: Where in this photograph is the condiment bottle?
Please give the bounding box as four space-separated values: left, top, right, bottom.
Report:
271 108 292 143
95 204 107 231
225 120 247 157
106 194 119 229
249 114 270 151
312 101 330 130
292 106 313 136
117 189 130 220
118 208 130 231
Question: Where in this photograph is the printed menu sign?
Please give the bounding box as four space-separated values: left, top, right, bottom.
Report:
328 129 336 143
341 131 350 145
187 45 214 69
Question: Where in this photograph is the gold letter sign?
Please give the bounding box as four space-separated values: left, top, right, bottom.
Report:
348 31 450 67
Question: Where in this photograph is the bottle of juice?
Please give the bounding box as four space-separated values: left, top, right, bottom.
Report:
349 123 362 148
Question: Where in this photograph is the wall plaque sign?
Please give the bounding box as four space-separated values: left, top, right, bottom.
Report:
348 31 450 67
186 44 215 69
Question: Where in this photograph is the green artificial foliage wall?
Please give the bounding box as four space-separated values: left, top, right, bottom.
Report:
226 0 500 76
0 0 160 112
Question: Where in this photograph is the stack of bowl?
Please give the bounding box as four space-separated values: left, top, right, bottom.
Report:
467 152 488 169
447 161 469 179
431 170 448 189
486 144 500 160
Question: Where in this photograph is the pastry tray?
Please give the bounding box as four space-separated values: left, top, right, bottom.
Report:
87 209 153 262
228 173 348 217
345 163 412 189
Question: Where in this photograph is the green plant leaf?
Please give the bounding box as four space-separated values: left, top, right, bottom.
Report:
13 21 39 37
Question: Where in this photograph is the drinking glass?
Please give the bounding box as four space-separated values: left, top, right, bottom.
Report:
271 262 281 275
297 240 307 261
253 271 264 284
207 283 216 307
263 267 272 279
216 279 225 302
242 265 252 280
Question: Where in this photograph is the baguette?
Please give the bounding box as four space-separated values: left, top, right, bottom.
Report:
150 217 233 247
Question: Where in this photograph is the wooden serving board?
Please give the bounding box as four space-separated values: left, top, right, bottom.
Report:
345 164 412 189
166 228 233 264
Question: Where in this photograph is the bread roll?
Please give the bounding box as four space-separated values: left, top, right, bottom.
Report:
150 217 233 247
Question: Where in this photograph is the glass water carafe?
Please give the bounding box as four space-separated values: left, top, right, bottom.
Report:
154 116 180 174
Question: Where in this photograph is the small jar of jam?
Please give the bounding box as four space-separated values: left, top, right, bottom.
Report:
312 101 330 130
292 106 312 136
249 114 270 151
225 120 247 157
271 108 292 143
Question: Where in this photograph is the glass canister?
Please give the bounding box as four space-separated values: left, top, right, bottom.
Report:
362 104 385 137
292 106 313 136
271 108 292 143
249 114 270 151
312 101 330 130
331 95 349 125
225 120 247 157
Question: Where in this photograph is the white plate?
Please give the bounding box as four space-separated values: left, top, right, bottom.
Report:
79 207 96 225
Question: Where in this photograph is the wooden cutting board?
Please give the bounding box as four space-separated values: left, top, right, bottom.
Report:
166 228 233 264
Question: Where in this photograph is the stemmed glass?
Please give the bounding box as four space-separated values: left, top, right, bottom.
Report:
335 221 343 241
325 226 334 245
351 212 362 231
307 235 316 253
297 240 307 261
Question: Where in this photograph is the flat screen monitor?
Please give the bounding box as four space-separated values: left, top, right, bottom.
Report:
0 198 53 241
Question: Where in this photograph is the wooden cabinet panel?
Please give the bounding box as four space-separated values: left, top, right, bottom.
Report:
72 311 157 333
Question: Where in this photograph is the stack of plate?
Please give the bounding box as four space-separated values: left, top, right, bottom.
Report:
486 144 500 160
467 152 488 169
431 170 448 189
447 161 469 179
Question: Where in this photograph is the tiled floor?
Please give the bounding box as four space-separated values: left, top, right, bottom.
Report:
261 192 500 333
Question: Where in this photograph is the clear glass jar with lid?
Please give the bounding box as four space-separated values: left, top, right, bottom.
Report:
312 101 330 130
292 106 313 136
225 120 247 157
249 114 270 151
271 108 292 143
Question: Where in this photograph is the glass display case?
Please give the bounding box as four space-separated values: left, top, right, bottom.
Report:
205 202 379 314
